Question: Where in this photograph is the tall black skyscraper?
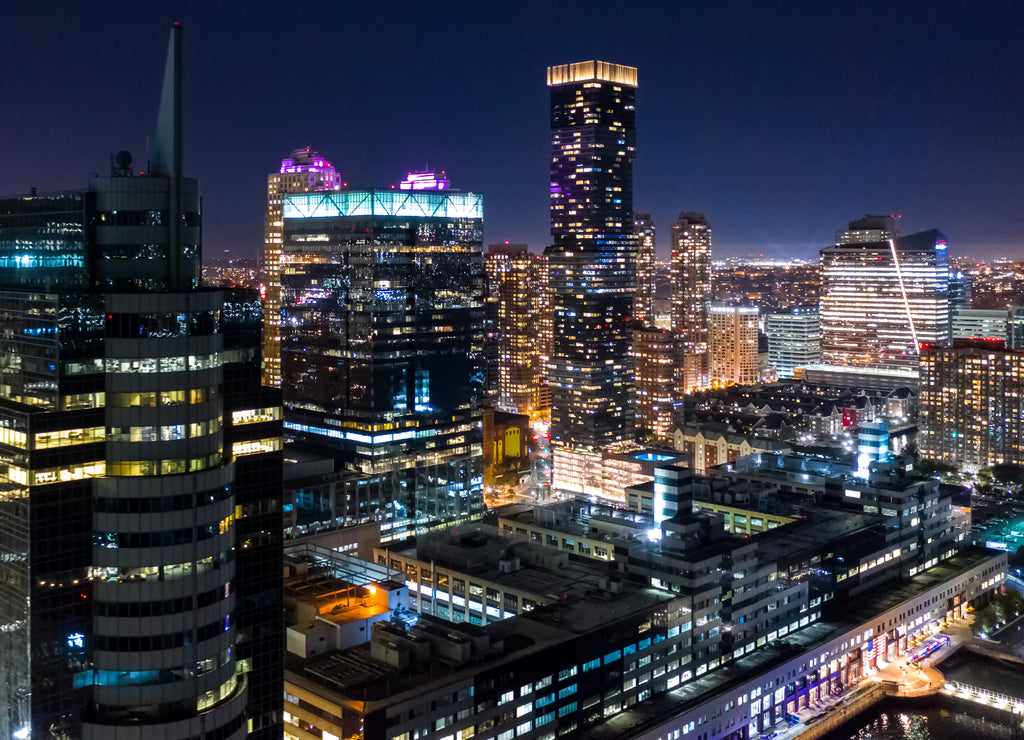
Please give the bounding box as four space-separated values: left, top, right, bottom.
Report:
0 27 282 738
280 173 485 539
545 61 638 448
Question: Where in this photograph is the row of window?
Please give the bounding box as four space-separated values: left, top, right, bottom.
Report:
94 518 231 549
107 387 219 408
95 486 230 514
95 584 227 618
104 353 221 374
107 452 222 477
97 209 200 227
105 310 219 339
94 617 228 653
88 553 228 584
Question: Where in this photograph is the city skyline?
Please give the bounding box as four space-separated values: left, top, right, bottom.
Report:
3 2 1024 261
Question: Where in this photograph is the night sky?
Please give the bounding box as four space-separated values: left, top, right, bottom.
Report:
2 1 1023 260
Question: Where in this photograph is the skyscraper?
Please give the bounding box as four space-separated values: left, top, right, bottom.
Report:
670 212 711 349
820 229 949 368
0 26 282 737
766 308 821 378
545 60 638 448
485 244 549 416
708 305 759 386
920 338 1024 472
632 327 684 441
262 148 342 388
634 214 656 324
836 213 900 245
280 172 485 539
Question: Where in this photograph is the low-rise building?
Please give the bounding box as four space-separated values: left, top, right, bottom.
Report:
552 446 688 503
283 543 1004 740
671 423 789 474
373 525 612 626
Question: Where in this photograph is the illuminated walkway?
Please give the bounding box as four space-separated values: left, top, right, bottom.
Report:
941 681 1024 722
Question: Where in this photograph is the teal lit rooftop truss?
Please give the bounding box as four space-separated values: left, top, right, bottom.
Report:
284 189 483 220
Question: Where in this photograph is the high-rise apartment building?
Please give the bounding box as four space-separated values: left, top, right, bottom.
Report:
545 60 637 448
670 212 711 347
634 214 656 324
920 338 1024 472
632 328 684 440
766 308 821 378
262 148 342 388
708 305 759 386
485 244 549 416
0 27 282 738
820 229 949 368
280 173 485 539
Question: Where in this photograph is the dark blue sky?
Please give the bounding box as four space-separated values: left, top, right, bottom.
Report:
2 1 1023 260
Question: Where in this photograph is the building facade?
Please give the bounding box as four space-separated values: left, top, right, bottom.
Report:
545 61 638 448
634 213 656 324
820 229 950 368
485 244 549 416
670 213 711 349
708 305 759 386
262 148 341 388
919 338 1024 472
836 213 899 245
950 307 1010 342
0 27 282 738
280 176 485 539
632 327 684 441
766 308 821 378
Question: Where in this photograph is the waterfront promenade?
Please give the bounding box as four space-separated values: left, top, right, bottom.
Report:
774 612 1024 740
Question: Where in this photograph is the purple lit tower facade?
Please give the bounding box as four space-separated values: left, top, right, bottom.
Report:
545 61 638 448
262 148 341 387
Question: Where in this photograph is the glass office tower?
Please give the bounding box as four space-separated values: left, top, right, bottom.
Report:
262 148 342 388
820 229 949 368
545 61 638 448
280 182 485 539
0 27 282 739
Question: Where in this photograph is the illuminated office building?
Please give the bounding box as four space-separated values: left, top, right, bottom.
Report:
632 327 684 441
919 338 1024 472
836 213 900 245
485 244 549 416
948 269 971 310
950 307 1009 342
262 148 341 388
634 213 656 324
670 212 711 348
766 308 820 378
545 60 638 448
820 229 949 368
708 304 759 386
280 174 485 539
0 26 282 738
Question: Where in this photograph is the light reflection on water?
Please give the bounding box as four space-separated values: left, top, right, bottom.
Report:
829 701 1016 740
